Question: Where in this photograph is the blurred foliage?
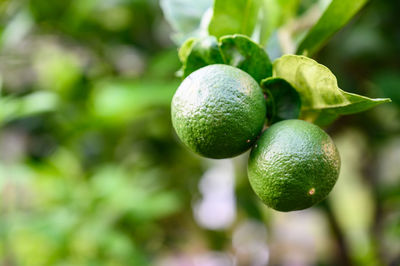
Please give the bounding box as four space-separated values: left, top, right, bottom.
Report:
0 0 399 265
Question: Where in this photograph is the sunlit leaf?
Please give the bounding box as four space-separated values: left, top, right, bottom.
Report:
297 0 369 56
208 0 261 38
273 55 390 125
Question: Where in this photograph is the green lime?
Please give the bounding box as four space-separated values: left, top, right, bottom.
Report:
247 119 340 211
171 64 266 159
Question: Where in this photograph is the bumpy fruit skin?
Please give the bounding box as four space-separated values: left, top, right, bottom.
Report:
248 119 340 212
171 64 266 159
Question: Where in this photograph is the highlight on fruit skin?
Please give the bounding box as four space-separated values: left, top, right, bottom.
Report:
247 119 340 212
171 64 267 159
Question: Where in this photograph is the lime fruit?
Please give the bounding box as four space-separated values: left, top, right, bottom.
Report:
248 119 340 211
171 64 266 159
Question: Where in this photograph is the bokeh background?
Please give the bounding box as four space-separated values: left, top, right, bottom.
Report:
0 0 399 265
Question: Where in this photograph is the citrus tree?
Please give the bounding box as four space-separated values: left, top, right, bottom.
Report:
162 0 390 211
0 0 398 265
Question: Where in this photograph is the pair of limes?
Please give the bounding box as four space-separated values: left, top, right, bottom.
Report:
171 64 340 212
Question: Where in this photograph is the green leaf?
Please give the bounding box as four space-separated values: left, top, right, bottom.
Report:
208 0 261 38
179 36 224 78
297 0 369 56
178 35 272 82
273 55 391 125
0 91 59 125
219 34 272 82
160 0 213 44
178 38 196 63
261 77 301 124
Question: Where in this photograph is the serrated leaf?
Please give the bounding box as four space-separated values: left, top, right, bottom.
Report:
219 35 272 82
273 55 391 125
297 0 368 56
179 36 224 78
208 0 261 38
261 77 301 124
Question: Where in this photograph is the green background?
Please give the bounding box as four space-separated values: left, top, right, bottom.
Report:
0 0 399 265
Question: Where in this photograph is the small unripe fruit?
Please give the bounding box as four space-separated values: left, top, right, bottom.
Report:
171 64 266 159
